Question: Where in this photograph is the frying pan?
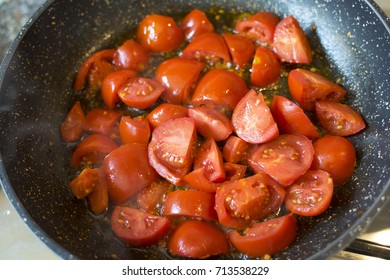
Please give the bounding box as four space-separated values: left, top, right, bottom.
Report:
0 0 389 260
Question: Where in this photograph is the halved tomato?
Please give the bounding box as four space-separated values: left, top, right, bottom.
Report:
60 101 85 142
181 9 214 41
222 33 255 68
82 108 121 136
251 46 281 88
222 135 250 164
69 168 99 199
113 39 149 72
146 103 188 129
118 116 151 145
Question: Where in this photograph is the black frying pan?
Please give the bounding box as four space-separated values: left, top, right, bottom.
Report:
0 0 389 259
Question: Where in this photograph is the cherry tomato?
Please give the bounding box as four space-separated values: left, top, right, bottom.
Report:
167 220 229 259
222 33 255 68
311 135 356 185
148 117 197 185
182 168 218 193
188 106 233 141
101 70 137 109
273 16 312 64
103 143 158 205
136 180 172 213
155 57 205 104
111 206 171 247
229 214 297 258
232 89 279 144
271 95 318 140
235 11 279 45
251 46 281 88
181 32 231 63
288 68 347 111
181 9 214 41
315 101 366 136
146 103 188 129
82 108 121 136
118 116 151 144
60 101 85 142
117 77 164 109
137 14 184 52
113 39 149 72
191 69 248 111
222 135 250 164
248 134 314 186
69 168 99 199
285 170 334 216
87 168 109 215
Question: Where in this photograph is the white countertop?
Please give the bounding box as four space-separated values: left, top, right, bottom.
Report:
0 0 390 260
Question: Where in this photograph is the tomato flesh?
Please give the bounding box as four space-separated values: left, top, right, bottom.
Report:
82 108 121 136
251 46 281 88
223 33 255 68
69 168 99 199
118 116 151 145
147 103 188 129
60 101 85 142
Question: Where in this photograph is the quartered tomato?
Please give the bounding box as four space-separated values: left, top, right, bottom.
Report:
113 39 149 72
111 206 171 247
118 116 151 145
87 168 109 215
136 180 172 213
251 46 281 88
60 101 85 142
285 170 334 216
222 33 255 68
69 168 99 199
146 103 188 129
222 135 250 164
181 9 214 41
82 108 121 136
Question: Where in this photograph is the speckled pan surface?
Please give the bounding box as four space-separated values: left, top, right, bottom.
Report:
0 0 389 260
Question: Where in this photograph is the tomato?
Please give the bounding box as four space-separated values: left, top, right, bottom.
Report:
155 57 205 104
88 60 115 89
117 77 164 109
136 14 184 52
193 138 226 183
167 220 229 259
315 101 366 136
60 101 85 142
248 134 314 186
232 89 279 144
181 32 231 63
285 170 334 216
222 33 255 68
103 143 158 204
69 168 99 199
223 162 247 182
118 116 151 145
229 214 297 258
235 11 279 45
288 68 347 111
251 46 281 88
148 117 197 185
111 206 171 247
188 106 233 141
87 168 109 215
146 103 188 129
82 108 121 136
182 168 218 192
272 16 312 64
70 134 118 168
136 180 172 213
162 190 218 220
222 135 250 164
271 95 318 140
191 69 248 111
74 49 116 91
101 70 137 109
311 135 356 185
181 9 214 41
113 39 149 72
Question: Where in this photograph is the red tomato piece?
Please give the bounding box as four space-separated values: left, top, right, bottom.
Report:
155 57 205 104
146 103 188 129
271 95 318 140
232 89 279 144
113 39 149 72
188 106 233 141
248 134 314 186
285 170 334 216
222 33 255 68
288 68 347 111
181 32 231 63
87 168 109 215
168 220 229 259
136 14 184 53
251 46 281 88
235 11 279 45
222 135 250 163
103 143 158 205
229 214 297 258
315 101 366 136
273 16 312 64
181 9 214 41
60 101 85 142
87 60 115 90
311 135 356 185
136 180 172 213
118 116 151 144
111 206 171 247
223 162 247 182
182 168 218 193
82 108 121 136
118 77 164 109
69 168 99 199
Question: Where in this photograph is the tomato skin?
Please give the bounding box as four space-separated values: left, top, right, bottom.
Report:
118 116 151 145
251 46 281 88
222 33 255 68
222 135 250 164
87 168 109 215
229 214 297 258
168 220 229 259
113 39 149 72
82 108 121 136
69 168 99 199
288 68 347 111
315 101 366 136
111 206 171 247
271 95 318 140
136 180 172 213
181 9 214 41
285 170 334 216
137 14 184 52
103 143 158 205
155 57 205 104
311 135 356 185
61 101 85 142
232 89 279 144
146 103 188 129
